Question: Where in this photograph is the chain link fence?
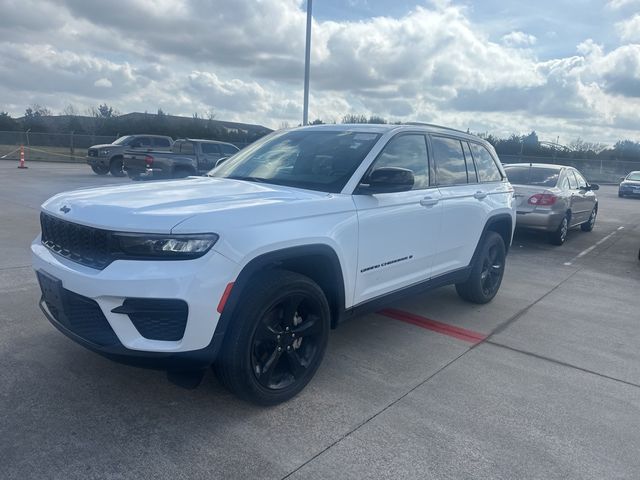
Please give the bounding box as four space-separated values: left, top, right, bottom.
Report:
0 131 252 163
1 130 638 182
0 131 117 162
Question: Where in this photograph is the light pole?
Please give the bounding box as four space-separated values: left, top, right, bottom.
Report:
302 0 312 126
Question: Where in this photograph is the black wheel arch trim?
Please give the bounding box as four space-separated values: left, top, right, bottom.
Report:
215 244 347 337
472 213 513 260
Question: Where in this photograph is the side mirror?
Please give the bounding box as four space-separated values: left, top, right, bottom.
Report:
359 167 414 194
588 183 599 191
215 157 229 167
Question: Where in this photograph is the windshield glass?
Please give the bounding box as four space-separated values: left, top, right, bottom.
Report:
626 172 640 181
210 129 382 193
112 135 134 145
504 166 560 187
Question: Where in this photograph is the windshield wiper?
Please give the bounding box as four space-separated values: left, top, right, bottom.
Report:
226 175 269 184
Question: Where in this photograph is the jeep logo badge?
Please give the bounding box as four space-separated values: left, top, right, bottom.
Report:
60 205 70 214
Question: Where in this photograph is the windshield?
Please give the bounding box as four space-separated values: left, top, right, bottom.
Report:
210 129 382 193
626 172 640 181
504 165 560 187
113 135 134 145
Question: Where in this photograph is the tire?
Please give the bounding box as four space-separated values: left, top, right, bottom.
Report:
109 157 125 177
581 206 597 232
214 270 330 405
91 164 109 175
455 231 506 304
618 192 624 198
549 214 569 246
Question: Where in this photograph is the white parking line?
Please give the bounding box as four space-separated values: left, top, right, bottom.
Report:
563 227 624 266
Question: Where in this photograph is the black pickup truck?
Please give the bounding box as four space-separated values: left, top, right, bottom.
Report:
123 138 240 179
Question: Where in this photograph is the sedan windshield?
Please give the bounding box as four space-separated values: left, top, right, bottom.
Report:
505 166 560 187
210 130 381 193
113 135 134 145
626 172 640 181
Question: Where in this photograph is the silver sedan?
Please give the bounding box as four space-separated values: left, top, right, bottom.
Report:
504 163 599 245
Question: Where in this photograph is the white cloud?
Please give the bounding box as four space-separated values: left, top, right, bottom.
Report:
501 31 537 47
94 78 113 88
0 0 639 144
607 0 640 9
616 14 640 42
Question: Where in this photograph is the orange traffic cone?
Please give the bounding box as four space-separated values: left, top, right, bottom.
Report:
17 145 28 169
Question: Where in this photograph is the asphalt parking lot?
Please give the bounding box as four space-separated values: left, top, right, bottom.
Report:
1 161 639 479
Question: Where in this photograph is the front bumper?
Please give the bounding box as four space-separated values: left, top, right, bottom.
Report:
515 209 564 232
619 185 640 196
32 238 239 369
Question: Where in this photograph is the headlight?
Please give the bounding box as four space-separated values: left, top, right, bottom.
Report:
99 149 110 156
113 233 219 259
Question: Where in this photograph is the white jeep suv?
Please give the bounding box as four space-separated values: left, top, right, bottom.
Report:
32 124 515 404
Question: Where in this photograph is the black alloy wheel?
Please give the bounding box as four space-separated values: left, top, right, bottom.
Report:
214 270 330 405
480 243 504 298
250 293 324 391
456 231 506 304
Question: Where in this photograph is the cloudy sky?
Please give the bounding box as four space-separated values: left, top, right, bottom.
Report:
0 0 639 144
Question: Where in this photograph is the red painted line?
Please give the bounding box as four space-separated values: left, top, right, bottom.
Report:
378 308 487 344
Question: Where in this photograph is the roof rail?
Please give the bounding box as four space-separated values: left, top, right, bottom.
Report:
404 122 469 135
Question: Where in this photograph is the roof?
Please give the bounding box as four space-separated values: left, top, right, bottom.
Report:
178 138 237 145
292 122 490 146
503 163 569 170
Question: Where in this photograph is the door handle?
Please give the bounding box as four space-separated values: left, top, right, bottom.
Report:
473 191 487 200
420 196 439 207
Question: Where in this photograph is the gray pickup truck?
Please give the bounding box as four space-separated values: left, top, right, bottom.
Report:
123 138 240 179
87 135 174 176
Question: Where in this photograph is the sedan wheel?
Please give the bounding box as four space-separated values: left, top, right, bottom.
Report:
550 215 569 245
581 207 597 232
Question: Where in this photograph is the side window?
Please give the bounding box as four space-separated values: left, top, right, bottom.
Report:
567 170 578 189
469 143 502 182
221 144 239 155
559 175 570 191
463 142 478 183
431 136 467 186
368 134 429 190
137 137 152 147
179 142 195 154
574 170 588 189
154 137 171 148
201 143 222 154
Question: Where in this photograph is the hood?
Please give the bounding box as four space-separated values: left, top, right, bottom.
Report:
41 177 329 233
88 144 118 149
621 179 640 186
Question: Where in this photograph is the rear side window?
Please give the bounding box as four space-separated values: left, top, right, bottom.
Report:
574 170 588 189
504 166 560 187
463 142 478 183
431 136 467 186
132 137 151 147
154 137 171 148
469 143 502 182
221 144 239 155
172 141 195 154
369 134 429 189
201 143 221 154
567 170 578 189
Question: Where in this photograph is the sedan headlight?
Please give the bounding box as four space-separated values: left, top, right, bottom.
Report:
113 233 219 259
99 148 110 156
